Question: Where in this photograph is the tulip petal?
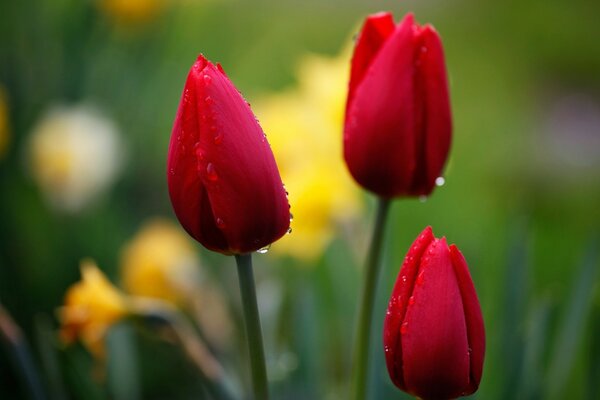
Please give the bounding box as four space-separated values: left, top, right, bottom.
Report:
344 13 418 197
168 57 229 252
411 25 452 195
384 226 434 390
347 12 396 111
168 55 290 254
401 238 470 399
450 244 486 394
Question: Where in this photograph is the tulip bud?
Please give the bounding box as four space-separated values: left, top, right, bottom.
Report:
167 55 290 255
344 13 452 198
383 227 485 399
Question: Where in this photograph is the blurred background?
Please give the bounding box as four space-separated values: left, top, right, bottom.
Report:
1 0 599 399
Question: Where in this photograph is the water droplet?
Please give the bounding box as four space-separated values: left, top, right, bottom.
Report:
204 96 214 105
169 168 175 176
416 271 425 285
420 46 428 53
210 125 217 132
216 218 226 229
195 145 204 159
419 195 427 203
213 133 223 145
203 74 212 85
206 163 218 181
435 176 445 186
400 322 408 334
289 213 294 221
401 276 407 283
384 345 390 353
257 244 271 254
408 296 415 305
287 227 292 234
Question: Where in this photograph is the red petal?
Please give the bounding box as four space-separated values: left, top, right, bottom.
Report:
450 244 486 394
401 238 470 399
167 57 290 254
168 57 229 251
384 226 434 390
344 13 418 197
346 12 395 112
411 25 452 195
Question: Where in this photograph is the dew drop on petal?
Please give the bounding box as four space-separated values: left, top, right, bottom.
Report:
206 163 218 181
287 227 292 234
435 176 445 186
416 270 425 285
203 74 212 85
419 195 428 203
400 322 408 335
216 218 226 229
205 96 213 105
213 133 223 145
408 296 415 306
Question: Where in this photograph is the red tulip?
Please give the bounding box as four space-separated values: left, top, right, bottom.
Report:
344 12 452 198
383 226 485 399
167 55 290 255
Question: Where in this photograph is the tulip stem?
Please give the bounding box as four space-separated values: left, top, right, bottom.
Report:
235 254 269 400
352 197 392 400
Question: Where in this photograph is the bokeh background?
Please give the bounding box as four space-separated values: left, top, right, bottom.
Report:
1 0 599 399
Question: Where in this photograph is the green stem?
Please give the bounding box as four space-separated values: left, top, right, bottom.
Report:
235 254 269 400
0 303 46 400
131 298 238 400
351 197 392 400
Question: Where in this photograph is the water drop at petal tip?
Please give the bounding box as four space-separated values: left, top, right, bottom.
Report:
257 244 271 254
419 195 427 203
435 176 445 186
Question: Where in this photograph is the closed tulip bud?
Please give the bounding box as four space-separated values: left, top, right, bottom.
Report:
383 227 485 399
344 12 452 198
167 55 290 255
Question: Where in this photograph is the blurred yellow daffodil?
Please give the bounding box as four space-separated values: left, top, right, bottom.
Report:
120 218 201 305
0 87 9 159
28 104 123 213
98 0 167 24
255 49 363 261
58 260 129 357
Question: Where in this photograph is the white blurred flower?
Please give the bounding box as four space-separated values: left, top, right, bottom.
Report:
28 104 124 213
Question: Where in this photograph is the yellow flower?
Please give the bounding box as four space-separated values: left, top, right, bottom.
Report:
58 260 128 357
28 104 123 213
98 0 167 24
0 87 9 159
120 219 201 305
255 49 363 261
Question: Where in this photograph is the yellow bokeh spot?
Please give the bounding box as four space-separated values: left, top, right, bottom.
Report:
255 47 363 261
120 218 201 305
99 0 167 24
58 260 128 357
